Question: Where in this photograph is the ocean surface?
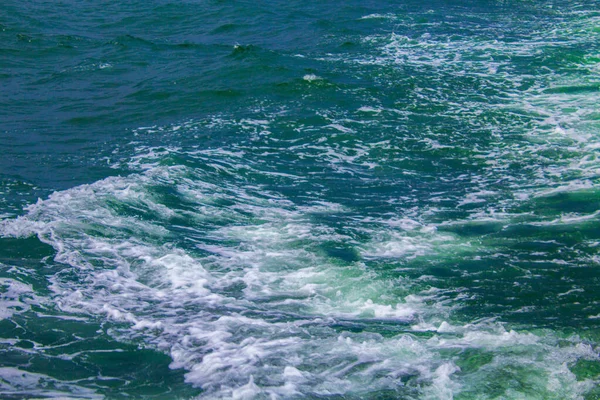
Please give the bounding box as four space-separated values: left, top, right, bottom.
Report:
1 0 600 398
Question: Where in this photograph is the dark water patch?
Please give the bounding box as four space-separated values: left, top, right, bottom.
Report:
544 85 600 95
572 359 600 381
211 23 247 34
454 349 495 375
319 243 362 263
525 188 600 215
0 320 201 399
107 34 157 49
0 237 54 266
440 221 506 237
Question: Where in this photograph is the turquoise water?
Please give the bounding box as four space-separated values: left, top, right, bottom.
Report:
1 0 600 398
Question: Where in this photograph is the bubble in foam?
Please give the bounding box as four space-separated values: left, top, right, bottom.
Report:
303 74 322 82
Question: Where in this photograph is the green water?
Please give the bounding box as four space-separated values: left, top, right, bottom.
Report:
1 0 600 398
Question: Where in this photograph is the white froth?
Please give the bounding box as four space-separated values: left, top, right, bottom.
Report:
0 278 38 319
1 157 598 398
303 74 322 82
357 106 382 114
0 367 102 399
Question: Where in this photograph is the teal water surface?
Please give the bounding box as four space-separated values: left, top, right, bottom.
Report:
1 0 600 398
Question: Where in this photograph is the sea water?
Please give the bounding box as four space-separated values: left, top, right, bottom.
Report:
1 0 600 398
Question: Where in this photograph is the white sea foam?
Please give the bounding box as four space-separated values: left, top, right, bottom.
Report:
3 161 597 398
359 13 397 20
316 8 600 217
303 74 322 82
0 276 46 321
0 367 103 399
357 106 382 114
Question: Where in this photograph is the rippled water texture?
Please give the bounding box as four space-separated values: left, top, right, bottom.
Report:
1 0 600 398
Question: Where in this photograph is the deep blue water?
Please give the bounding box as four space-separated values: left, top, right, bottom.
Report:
1 1 600 398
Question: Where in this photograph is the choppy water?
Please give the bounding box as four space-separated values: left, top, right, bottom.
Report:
2 1 600 398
